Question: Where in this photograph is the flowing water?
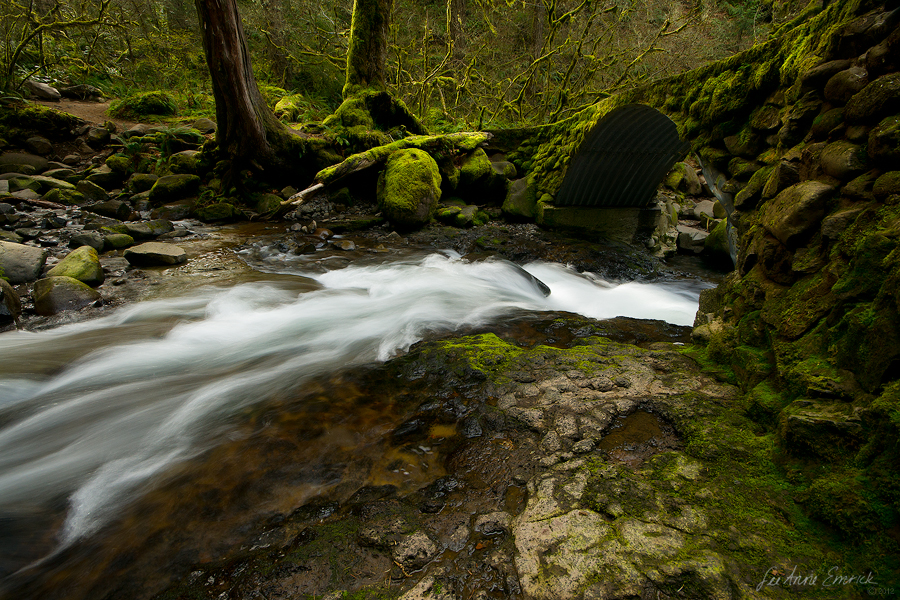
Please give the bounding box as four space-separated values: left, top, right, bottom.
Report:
0 243 713 595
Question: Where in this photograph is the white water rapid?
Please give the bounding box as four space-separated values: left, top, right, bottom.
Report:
0 252 709 550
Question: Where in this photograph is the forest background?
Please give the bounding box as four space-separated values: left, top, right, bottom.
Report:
1 0 807 132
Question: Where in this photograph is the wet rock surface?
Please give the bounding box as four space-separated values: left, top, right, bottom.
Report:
5 312 870 600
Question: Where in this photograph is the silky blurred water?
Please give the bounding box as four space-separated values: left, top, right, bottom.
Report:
0 251 709 558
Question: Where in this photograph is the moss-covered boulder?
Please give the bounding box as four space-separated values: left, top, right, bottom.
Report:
844 73 900 124
255 193 282 215
195 202 238 222
128 173 159 193
47 246 104 286
761 181 835 248
149 174 201 205
32 276 101 316
103 233 135 251
43 188 86 205
502 176 538 220
109 91 178 120
167 151 200 175
376 148 441 230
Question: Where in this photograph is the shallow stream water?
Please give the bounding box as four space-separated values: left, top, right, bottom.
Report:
0 234 716 597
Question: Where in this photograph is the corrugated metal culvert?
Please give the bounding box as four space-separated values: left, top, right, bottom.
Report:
555 104 690 208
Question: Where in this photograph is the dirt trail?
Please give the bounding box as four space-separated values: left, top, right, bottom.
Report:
35 99 138 130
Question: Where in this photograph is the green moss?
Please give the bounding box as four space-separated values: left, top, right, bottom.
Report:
376 148 441 230
804 469 896 543
746 380 790 425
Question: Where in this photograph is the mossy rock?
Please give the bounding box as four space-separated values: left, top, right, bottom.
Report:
109 91 178 120
702 220 733 269
873 171 900 200
149 174 201 205
105 154 131 174
502 176 538 221
32 276 101 316
868 115 900 166
255 193 282 215
103 233 135 250
167 151 200 175
376 148 441 231
128 173 159 193
0 102 82 138
804 470 893 542
46 245 104 286
194 202 239 222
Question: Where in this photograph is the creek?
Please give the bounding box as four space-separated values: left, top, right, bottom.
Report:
0 233 715 597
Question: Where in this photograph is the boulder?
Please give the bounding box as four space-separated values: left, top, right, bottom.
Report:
376 148 442 230
873 171 900 200
59 84 103 100
676 224 708 254
149 174 201 205
195 202 237 222
823 67 868 105
24 136 53 156
777 399 863 461
0 277 22 326
123 219 175 240
23 80 61 101
76 179 109 202
127 173 159 193
83 200 132 221
167 150 200 175
191 118 216 134
32 276 101 316
105 154 130 174
103 233 135 250
762 181 835 248
664 162 703 195
0 152 48 176
85 165 123 190
502 177 538 220
0 241 48 283
42 168 75 180
68 231 105 252
820 141 868 180
47 245 105 286
255 193 282 215
86 126 111 146
867 115 900 166
844 72 900 124
124 242 187 266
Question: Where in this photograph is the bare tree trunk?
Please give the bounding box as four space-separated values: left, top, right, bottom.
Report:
194 0 300 179
343 0 392 96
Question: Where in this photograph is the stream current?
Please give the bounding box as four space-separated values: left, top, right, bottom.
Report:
0 243 712 592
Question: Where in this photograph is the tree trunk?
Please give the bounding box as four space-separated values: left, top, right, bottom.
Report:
448 0 465 50
343 0 393 96
194 0 299 179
